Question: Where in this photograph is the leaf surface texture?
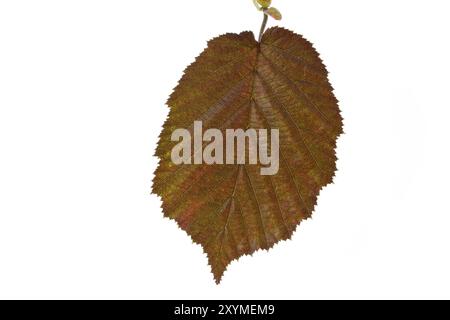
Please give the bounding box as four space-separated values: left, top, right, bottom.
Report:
153 27 343 283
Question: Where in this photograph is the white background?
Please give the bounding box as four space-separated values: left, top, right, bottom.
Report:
0 0 449 299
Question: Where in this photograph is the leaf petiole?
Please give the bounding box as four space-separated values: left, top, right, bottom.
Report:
258 12 269 43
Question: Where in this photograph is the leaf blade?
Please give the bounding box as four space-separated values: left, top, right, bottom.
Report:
153 27 343 283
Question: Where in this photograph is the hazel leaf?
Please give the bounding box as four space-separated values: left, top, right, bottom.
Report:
153 27 343 283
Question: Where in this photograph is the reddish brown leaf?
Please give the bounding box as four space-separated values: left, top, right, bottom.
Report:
153 27 343 283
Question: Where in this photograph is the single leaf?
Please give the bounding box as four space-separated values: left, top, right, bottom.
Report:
153 27 343 283
265 7 282 20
